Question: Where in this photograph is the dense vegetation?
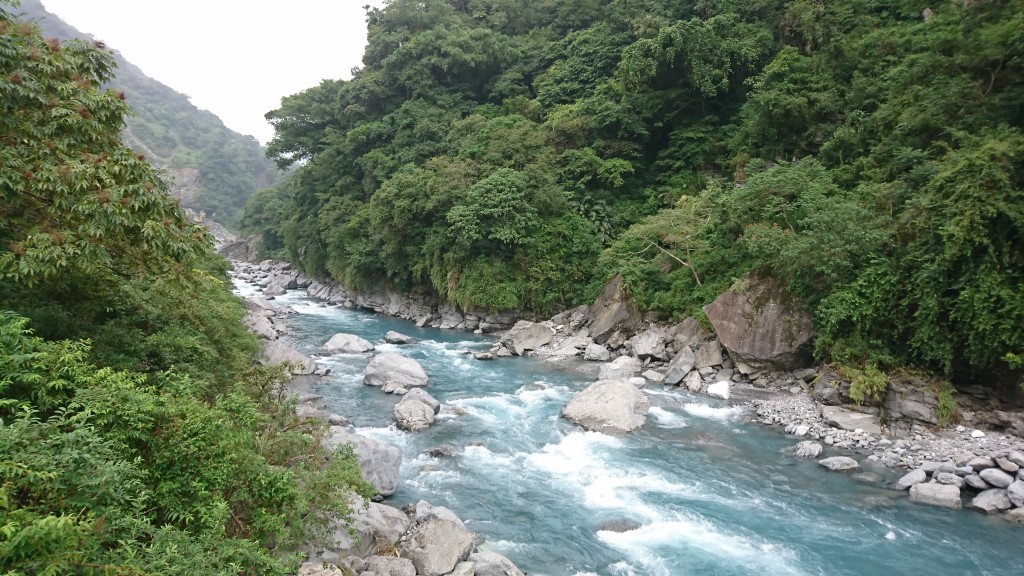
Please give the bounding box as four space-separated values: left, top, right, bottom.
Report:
245 0 1022 387
1 6 369 574
20 0 281 228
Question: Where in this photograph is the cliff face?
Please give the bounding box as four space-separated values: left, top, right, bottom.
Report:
21 0 280 229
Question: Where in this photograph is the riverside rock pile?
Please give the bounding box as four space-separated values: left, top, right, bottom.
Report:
232 257 1024 527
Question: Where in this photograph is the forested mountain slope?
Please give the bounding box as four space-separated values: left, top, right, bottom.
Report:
20 0 281 228
245 0 1021 387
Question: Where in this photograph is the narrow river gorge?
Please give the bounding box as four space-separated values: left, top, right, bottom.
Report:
236 281 1023 576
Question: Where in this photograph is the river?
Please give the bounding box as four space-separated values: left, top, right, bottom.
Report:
238 282 1024 576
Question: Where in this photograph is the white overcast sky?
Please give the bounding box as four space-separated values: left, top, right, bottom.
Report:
41 1 384 144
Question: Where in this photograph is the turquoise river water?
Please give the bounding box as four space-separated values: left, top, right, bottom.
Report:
238 282 1024 576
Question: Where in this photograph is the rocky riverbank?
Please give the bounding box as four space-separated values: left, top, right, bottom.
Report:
232 256 1024 525
238 268 529 576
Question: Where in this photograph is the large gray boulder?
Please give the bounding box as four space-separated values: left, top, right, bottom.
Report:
631 326 667 360
500 321 554 355
399 516 476 576
323 333 375 354
364 352 430 388
584 343 611 361
693 339 724 369
666 317 710 350
909 483 962 509
259 340 316 375
1007 480 1024 507
321 500 411 559
587 275 642 344
597 356 642 380
243 310 278 340
663 346 696 385
817 456 860 472
979 467 1014 488
469 551 527 576
384 331 416 345
365 556 416 576
394 390 439 432
895 468 928 490
793 441 823 459
325 427 402 496
704 273 814 370
561 379 649 434
970 488 1012 513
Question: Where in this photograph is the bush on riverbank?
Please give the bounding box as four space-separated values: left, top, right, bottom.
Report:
0 10 371 573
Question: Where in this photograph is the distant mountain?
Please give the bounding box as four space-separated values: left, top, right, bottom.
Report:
19 0 281 229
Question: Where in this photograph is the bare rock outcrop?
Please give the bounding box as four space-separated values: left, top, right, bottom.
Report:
704 274 814 370
587 275 642 345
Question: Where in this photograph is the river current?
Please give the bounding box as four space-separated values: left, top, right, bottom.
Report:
238 282 1023 576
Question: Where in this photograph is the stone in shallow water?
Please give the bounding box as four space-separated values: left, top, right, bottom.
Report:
818 456 860 472
323 332 375 354
384 330 416 344
793 441 823 459
596 518 642 533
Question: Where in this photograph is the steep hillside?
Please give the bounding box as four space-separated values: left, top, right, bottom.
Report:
245 0 1022 388
20 0 280 228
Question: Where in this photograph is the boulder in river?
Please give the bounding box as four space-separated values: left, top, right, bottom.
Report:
817 456 860 472
793 441 823 459
323 332 375 354
385 330 416 345
560 379 649 434
325 427 402 496
364 352 429 388
394 389 440 432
